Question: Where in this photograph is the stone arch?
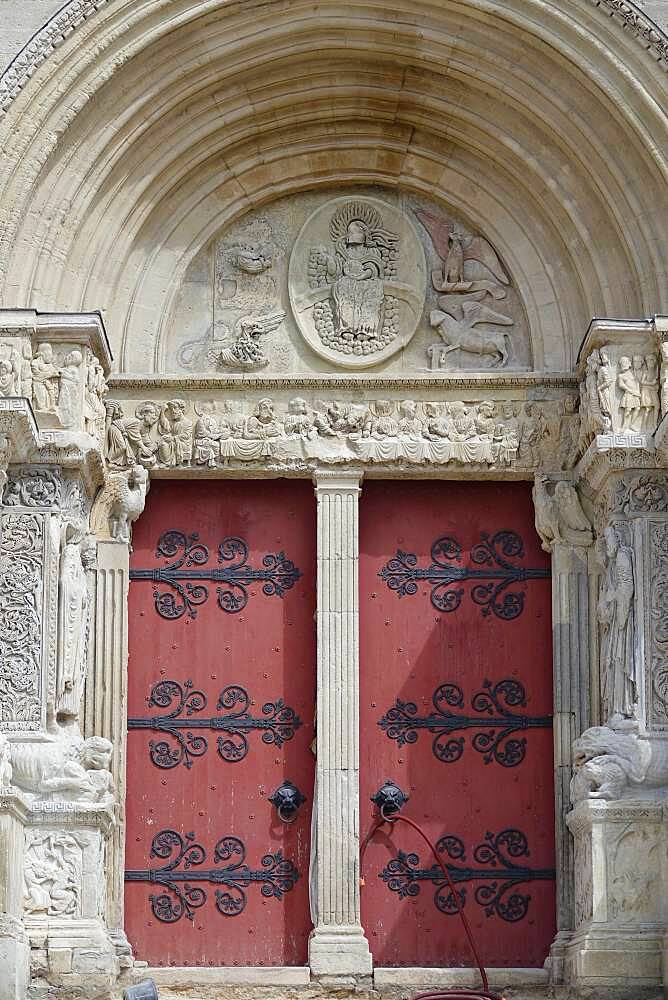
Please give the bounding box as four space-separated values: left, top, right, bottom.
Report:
0 0 666 373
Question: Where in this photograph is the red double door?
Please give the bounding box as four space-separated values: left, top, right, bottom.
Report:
125 480 555 969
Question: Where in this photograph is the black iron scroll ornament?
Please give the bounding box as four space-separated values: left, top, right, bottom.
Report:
379 530 549 620
127 679 302 768
125 829 299 922
380 828 555 923
129 531 302 620
379 678 552 768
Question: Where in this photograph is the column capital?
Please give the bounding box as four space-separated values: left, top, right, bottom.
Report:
312 468 364 494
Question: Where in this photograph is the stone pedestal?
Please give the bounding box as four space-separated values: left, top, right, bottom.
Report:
24 804 119 995
0 792 29 1000
309 471 372 978
566 799 665 989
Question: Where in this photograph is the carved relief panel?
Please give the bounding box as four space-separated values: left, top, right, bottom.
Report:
167 188 532 375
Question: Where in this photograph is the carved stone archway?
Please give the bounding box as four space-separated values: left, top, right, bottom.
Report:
0 0 666 997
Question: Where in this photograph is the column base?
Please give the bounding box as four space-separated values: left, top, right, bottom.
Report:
0 915 29 1000
546 928 572 984
566 798 665 992
309 925 373 977
565 925 663 987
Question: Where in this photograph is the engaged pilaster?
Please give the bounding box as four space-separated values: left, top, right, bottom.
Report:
532 475 594 974
309 470 372 978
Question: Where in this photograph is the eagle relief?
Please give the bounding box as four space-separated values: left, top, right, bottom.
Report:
289 197 426 368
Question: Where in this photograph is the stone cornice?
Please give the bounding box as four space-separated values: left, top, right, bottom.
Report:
0 309 112 374
0 0 665 122
108 372 577 392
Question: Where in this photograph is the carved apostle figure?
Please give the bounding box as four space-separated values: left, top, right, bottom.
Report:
597 525 637 723
57 349 83 428
617 356 642 433
0 358 16 397
158 399 194 465
245 397 282 439
56 525 93 721
84 352 107 440
193 401 222 467
596 347 615 427
661 341 668 417
397 399 423 437
31 342 60 412
640 354 660 432
284 397 314 438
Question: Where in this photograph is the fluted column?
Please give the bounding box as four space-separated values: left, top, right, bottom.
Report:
83 540 132 966
309 470 372 978
550 541 592 976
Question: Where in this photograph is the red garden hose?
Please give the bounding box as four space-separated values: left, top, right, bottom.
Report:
361 809 504 1000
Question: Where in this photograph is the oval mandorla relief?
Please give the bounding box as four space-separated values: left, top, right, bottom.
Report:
288 196 426 369
168 188 531 376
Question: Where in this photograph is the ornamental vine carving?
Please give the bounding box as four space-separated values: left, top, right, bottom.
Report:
0 512 43 730
614 475 668 516
650 522 668 724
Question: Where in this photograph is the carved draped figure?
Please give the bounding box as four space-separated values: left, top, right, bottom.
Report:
56 534 89 720
598 529 636 722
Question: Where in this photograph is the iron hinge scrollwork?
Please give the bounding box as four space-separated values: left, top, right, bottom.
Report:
127 679 302 768
129 531 303 620
378 678 552 768
125 829 299 922
380 828 555 923
379 530 549 620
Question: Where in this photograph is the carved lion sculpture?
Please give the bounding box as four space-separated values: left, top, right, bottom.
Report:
570 726 668 802
10 733 114 805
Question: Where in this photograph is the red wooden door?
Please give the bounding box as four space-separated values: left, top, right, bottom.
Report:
125 480 315 967
359 481 555 968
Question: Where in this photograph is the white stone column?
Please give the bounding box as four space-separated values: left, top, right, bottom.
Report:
0 792 29 1000
83 540 132 965
550 541 592 975
309 470 372 978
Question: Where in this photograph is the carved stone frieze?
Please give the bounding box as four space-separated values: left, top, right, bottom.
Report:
2 469 61 508
102 394 567 473
24 831 83 917
0 512 44 731
614 474 668 515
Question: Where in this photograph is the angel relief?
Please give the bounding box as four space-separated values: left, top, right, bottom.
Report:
289 197 426 368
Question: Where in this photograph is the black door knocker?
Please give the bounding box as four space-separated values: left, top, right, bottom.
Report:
269 780 307 823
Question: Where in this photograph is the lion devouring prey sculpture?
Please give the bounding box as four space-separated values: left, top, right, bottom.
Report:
570 726 668 802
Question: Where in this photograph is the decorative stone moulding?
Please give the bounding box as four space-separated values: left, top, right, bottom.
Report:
0 0 665 125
